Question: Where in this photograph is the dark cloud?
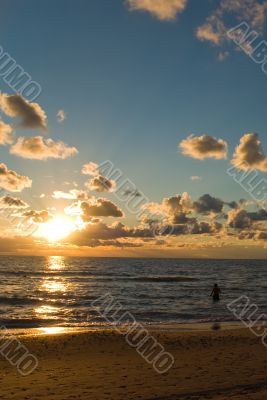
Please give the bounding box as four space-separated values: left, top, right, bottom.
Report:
66 199 124 221
190 221 222 234
0 196 28 208
23 210 52 223
193 194 224 214
86 175 116 192
0 94 47 129
227 209 252 229
123 189 142 197
248 209 267 221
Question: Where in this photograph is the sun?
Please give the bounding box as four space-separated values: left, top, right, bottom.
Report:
36 215 76 242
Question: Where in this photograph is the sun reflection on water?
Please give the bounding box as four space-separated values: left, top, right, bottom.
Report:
35 256 70 322
48 255 66 270
37 327 67 335
42 280 67 293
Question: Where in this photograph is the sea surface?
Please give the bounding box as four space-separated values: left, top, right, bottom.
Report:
0 256 266 329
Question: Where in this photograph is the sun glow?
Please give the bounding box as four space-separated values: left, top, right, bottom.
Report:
37 216 76 242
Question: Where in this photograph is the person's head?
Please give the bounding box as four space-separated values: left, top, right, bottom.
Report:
214 283 218 288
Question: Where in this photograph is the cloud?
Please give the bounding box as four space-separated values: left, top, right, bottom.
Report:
0 94 47 129
0 121 13 145
179 135 228 160
197 21 223 45
0 196 28 208
127 0 188 21
123 189 142 197
10 136 78 160
231 133 267 172
255 230 267 240
217 51 230 61
65 198 124 220
227 208 252 229
81 162 99 176
143 193 193 226
190 221 222 234
190 176 202 181
193 194 224 214
196 0 267 46
0 163 32 192
80 199 124 219
86 175 116 192
23 210 52 223
248 209 267 221
52 189 90 200
57 110 66 123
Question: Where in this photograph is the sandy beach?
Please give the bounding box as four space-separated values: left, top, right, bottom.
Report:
0 325 266 400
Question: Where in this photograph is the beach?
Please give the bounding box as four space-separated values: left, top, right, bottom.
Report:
0 325 266 400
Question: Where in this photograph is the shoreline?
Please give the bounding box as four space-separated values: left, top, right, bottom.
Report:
0 321 248 337
0 325 266 399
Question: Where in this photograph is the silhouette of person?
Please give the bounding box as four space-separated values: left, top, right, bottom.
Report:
210 283 221 302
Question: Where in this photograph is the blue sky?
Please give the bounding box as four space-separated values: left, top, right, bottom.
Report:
0 0 267 257
1 0 266 201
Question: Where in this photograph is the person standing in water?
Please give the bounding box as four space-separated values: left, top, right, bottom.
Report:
210 283 221 302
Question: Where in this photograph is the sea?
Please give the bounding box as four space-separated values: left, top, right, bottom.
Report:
0 256 266 329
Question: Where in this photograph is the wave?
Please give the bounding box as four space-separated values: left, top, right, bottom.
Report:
130 276 199 283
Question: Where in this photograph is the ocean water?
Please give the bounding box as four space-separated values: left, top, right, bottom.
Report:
0 256 266 329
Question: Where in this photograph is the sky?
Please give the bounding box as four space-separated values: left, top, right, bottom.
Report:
0 0 267 257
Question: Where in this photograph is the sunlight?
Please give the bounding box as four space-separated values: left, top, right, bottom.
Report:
48 256 65 270
37 327 67 335
36 216 76 242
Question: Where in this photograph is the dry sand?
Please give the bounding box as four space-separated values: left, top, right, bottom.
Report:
0 325 266 400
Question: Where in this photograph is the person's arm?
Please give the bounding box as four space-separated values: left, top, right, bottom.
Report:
210 289 214 297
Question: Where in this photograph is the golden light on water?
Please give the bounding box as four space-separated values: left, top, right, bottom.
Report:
35 256 69 323
35 305 59 316
48 256 65 270
42 280 67 293
37 327 67 335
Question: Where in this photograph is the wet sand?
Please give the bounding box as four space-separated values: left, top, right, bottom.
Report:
0 325 266 399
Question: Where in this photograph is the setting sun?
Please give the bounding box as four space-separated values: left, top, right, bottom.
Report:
36 216 76 242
